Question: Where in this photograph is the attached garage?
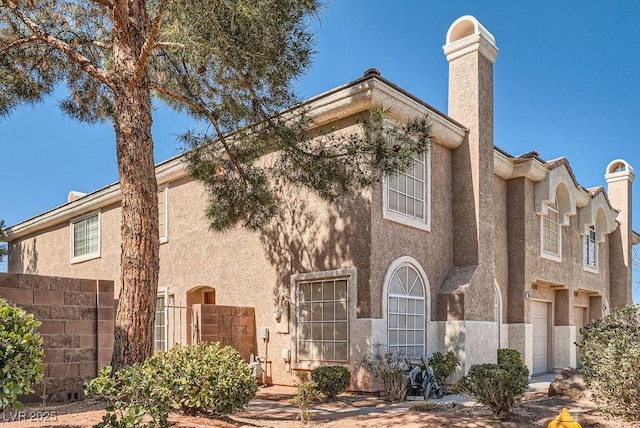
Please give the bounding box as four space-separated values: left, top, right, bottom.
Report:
531 301 549 374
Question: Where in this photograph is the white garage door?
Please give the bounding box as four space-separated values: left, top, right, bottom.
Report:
531 301 549 374
574 306 586 367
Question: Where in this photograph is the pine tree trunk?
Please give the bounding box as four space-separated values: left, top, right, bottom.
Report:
110 0 159 372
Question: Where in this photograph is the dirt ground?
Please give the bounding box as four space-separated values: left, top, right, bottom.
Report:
0 385 635 428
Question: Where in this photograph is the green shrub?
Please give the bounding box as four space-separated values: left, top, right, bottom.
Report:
162 342 257 415
311 365 350 400
579 304 640 421
358 344 406 402
428 350 460 387
291 378 318 424
453 349 529 420
85 342 257 426
497 348 523 367
0 298 45 411
85 360 173 428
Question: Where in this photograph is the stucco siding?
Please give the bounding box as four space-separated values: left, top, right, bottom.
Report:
9 204 122 282
5 25 633 383
493 175 508 324
369 141 453 325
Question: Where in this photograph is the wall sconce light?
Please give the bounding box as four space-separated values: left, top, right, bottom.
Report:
274 308 283 323
524 291 532 299
602 304 608 312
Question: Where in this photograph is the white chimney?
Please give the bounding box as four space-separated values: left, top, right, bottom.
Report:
68 191 87 203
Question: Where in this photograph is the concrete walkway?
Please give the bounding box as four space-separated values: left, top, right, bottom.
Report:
529 372 557 391
244 373 557 422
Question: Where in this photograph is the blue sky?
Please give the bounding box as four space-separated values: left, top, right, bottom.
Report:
1 1 639 299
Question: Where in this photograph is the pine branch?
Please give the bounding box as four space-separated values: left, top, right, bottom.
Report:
150 82 249 183
135 0 169 84
0 36 37 55
92 40 112 50
89 0 113 8
150 82 205 116
154 42 184 49
3 1 112 87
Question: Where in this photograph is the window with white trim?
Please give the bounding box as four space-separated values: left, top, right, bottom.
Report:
71 212 100 261
296 276 349 362
541 202 560 259
584 225 597 270
154 292 168 352
387 264 425 357
384 151 429 230
158 186 168 242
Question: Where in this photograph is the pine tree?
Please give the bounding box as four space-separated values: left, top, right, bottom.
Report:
1 1 430 370
2 0 168 371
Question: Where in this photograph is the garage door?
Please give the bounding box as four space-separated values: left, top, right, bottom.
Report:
531 301 549 374
574 306 586 368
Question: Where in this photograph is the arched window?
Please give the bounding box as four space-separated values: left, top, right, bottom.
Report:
387 264 426 357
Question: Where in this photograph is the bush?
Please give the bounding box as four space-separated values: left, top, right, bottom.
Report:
85 342 257 426
85 360 173 428
0 298 45 411
162 342 257 415
497 348 523 367
311 366 350 400
453 349 529 420
579 304 640 421
291 377 318 424
428 350 460 387
358 344 406 402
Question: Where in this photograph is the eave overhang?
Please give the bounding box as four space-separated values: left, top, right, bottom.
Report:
4 72 467 241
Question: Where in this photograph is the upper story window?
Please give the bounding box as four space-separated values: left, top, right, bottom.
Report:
584 225 597 271
71 212 100 263
541 201 561 260
158 186 168 242
384 151 430 231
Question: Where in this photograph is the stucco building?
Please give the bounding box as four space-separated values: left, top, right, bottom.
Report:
3 16 636 383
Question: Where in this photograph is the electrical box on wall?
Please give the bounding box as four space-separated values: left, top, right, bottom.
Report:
281 348 291 362
259 327 269 340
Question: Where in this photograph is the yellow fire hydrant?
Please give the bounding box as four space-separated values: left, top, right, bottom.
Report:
547 408 582 428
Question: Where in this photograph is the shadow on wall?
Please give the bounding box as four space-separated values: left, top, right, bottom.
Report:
11 238 39 274
259 187 371 318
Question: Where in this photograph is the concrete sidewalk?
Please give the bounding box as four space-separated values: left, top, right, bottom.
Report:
245 373 556 422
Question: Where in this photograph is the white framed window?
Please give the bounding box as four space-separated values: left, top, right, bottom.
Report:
158 186 168 243
387 264 425 358
541 202 561 260
154 289 168 352
584 225 597 271
383 150 430 231
295 272 350 363
70 212 100 263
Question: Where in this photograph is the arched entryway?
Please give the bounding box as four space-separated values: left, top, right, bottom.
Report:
186 285 216 343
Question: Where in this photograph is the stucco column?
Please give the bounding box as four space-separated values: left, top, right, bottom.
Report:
605 160 634 308
444 16 498 271
439 16 501 374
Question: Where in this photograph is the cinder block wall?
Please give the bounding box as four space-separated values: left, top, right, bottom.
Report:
192 304 256 362
0 273 114 403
